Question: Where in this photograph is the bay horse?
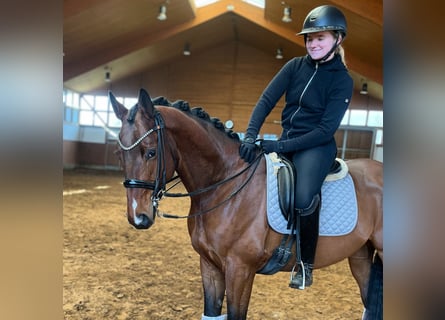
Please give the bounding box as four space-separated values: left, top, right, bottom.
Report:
109 88 383 320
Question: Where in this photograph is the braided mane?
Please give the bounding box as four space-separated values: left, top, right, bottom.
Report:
151 96 240 141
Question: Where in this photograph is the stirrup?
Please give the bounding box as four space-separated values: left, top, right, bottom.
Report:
289 261 313 290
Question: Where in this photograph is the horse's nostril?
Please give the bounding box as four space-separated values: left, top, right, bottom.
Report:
129 213 153 229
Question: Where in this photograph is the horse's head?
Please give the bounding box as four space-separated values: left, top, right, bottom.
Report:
109 88 176 230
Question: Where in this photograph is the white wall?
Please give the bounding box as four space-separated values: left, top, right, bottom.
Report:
374 146 383 162
63 123 108 144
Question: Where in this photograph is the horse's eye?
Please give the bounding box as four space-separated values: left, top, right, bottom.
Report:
145 149 156 160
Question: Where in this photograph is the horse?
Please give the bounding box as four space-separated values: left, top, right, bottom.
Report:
109 88 383 320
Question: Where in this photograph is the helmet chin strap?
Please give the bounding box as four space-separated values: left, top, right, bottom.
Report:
318 42 338 62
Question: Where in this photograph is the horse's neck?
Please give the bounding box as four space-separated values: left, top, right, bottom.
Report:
177 142 236 191
169 120 238 193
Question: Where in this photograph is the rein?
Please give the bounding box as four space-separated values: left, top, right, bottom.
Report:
118 109 264 219
160 153 263 219
163 153 262 198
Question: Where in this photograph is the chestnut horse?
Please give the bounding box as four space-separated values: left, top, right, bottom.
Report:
109 88 383 320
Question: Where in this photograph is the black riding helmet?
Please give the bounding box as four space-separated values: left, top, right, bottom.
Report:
298 5 347 62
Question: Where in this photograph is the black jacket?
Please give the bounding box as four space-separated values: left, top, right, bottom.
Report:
246 54 353 152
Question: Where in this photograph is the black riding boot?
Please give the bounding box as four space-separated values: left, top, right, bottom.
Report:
289 200 320 290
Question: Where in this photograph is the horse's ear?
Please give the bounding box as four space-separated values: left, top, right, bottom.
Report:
109 91 128 121
138 88 155 116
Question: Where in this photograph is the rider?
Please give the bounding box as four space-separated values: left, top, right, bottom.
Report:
239 5 353 289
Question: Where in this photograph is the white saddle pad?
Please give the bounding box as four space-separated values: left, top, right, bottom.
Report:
265 153 358 236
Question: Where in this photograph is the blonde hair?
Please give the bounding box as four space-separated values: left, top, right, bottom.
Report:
335 45 347 67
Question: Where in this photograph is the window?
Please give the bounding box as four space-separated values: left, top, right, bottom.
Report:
79 95 95 125
341 109 382 128
367 110 383 127
193 0 265 9
335 108 383 160
242 0 264 8
95 96 109 111
108 112 121 128
63 89 80 123
340 110 350 125
349 109 367 126
375 129 383 145
63 89 79 108
63 88 141 129
124 97 138 108
194 0 220 8
93 96 110 126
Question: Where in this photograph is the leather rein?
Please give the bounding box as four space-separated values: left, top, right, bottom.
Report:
118 110 262 219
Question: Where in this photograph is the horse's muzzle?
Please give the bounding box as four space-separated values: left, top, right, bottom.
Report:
128 213 153 229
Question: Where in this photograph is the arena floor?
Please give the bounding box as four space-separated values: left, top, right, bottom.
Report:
63 168 364 319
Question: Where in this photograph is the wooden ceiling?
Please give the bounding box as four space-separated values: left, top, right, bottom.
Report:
63 0 383 100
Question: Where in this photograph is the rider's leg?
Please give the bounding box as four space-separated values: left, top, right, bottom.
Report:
289 140 336 289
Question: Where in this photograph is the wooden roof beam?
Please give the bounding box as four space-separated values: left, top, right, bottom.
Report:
329 0 383 26
64 1 231 80
64 0 381 84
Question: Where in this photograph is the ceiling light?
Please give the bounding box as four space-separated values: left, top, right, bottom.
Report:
104 67 111 82
360 83 368 95
276 48 283 59
183 43 191 56
157 4 167 21
282 7 292 23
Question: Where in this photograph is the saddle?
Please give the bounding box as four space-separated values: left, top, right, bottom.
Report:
257 155 351 275
277 156 343 222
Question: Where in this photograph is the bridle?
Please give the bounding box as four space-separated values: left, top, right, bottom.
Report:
118 109 262 219
118 110 174 217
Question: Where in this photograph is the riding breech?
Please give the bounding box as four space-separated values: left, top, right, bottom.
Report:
289 139 337 212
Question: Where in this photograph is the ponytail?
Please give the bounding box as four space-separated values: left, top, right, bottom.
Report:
336 45 347 67
331 31 347 67
306 31 347 65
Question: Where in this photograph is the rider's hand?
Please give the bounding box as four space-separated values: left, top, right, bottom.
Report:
261 140 280 154
239 136 257 163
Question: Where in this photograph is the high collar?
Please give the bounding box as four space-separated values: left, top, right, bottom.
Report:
304 54 345 71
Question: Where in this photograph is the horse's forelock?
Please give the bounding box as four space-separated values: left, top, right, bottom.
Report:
127 105 138 123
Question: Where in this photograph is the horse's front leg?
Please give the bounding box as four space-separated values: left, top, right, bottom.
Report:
200 257 226 318
224 259 256 320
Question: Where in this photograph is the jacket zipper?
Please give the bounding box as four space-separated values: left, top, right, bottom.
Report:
287 62 319 139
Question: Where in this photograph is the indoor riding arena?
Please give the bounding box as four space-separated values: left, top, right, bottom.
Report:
63 1 383 319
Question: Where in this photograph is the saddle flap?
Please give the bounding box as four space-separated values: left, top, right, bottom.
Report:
277 157 295 220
